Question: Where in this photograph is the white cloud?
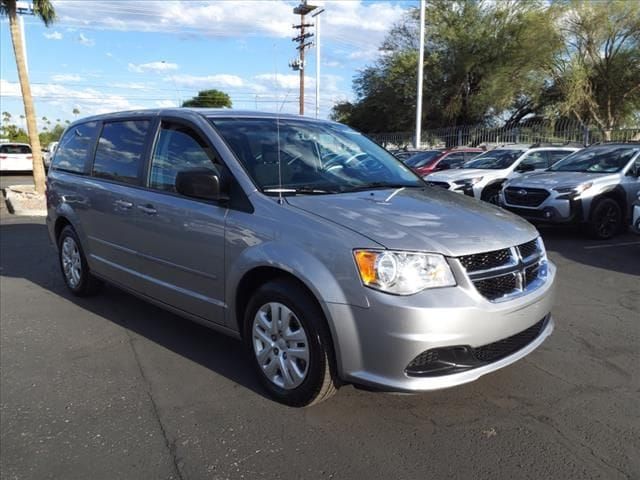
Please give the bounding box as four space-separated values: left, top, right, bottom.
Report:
53 1 406 60
78 33 95 47
51 74 83 82
155 100 178 108
109 82 153 90
43 31 63 40
169 74 244 89
0 78 140 116
128 61 178 73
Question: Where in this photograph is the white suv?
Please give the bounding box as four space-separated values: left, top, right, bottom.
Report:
425 144 580 204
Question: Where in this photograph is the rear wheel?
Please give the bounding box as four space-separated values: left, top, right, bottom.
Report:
587 198 622 240
244 278 337 407
58 226 102 296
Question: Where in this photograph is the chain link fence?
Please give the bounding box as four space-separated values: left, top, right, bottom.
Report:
368 119 640 150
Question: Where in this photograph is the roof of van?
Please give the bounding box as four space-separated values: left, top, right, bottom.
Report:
71 108 336 125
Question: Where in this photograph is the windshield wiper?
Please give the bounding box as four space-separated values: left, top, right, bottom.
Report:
343 182 423 192
263 186 337 195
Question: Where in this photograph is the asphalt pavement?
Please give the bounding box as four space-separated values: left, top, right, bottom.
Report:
1 205 639 479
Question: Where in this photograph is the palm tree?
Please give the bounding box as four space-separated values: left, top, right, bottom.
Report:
0 0 55 194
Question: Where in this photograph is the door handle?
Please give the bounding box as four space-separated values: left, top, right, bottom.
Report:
137 204 157 215
114 199 133 210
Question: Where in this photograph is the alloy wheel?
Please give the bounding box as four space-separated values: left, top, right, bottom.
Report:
61 236 82 288
252 302 310 390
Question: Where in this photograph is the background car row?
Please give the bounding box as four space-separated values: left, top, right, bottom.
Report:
407 142 640 239
0 141 57 171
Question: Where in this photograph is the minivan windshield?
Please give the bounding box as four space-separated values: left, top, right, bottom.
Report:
462 149 525 170
405 150 441 168
548 145 639 173
210 117 422 194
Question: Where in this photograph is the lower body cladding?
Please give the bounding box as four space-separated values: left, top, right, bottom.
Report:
500 196 585 225
325 262 556 392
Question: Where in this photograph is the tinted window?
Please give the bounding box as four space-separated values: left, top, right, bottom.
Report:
464 151 481 161
439 153 466 168
52 122 98 173
549 150 574 165
463 149 525 169
93 120 149 185
405 151 441 167
0 144 31 154
549 146 639 173
520 151 548 169
150 123 219 192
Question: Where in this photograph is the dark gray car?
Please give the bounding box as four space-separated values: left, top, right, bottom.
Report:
46 109 556 406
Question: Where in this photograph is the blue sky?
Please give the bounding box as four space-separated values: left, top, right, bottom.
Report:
1 0 414 128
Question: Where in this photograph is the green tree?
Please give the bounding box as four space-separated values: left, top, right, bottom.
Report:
72 107 80 117
333 0 563 132
0 0 55 194
552 0 640 139
181 89 232 108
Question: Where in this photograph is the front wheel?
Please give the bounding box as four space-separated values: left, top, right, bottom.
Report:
587 198 622 240
481 186 501 205
244 278 338 407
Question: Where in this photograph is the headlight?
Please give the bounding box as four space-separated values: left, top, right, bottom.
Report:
354 250 456 295
553 182 592 196
453 177 483 187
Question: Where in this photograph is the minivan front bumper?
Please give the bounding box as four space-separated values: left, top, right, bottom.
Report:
325 261 556 392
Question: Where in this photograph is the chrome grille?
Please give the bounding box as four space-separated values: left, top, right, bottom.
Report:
458 238 547 302
459 248 512 272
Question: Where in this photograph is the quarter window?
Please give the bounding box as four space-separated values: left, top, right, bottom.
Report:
149 122 219 193
92 120 149 185
53 121 98 173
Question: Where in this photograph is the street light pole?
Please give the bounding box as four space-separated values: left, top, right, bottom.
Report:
415 0 426 149
312 8 325 119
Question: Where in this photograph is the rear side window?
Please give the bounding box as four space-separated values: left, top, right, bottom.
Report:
52 122 98 173
92 120 149 185
0 144 31 154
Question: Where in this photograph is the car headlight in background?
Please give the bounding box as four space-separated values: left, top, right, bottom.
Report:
553 182 593 198
453 177 483 188
354 250 456 295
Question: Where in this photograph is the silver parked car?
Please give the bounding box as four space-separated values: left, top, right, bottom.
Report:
500 143 640 239
47 109 556 406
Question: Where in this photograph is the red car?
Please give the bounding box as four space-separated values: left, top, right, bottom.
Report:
406 147 484 177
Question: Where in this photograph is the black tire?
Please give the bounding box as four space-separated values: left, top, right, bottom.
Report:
481 186 501 205
587 198 622 240
243 278 338 407
57 225 102 296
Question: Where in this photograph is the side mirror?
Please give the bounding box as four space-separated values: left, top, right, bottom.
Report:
516 163 535 173
435 163 450 171
175 167 229 201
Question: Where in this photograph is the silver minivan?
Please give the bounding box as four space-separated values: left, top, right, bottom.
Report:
47 109 556 406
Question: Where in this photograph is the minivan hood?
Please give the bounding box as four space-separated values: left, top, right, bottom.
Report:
508 171 616 188
285 187 537 257
427 168 500 182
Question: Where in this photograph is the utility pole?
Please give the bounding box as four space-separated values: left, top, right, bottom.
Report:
415 0 426 149
291 1 317 115
312 7 325 119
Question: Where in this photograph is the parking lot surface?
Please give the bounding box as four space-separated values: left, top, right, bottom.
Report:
1 207 638 479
